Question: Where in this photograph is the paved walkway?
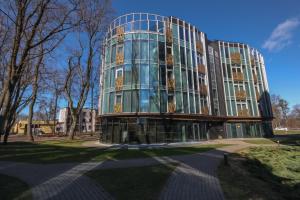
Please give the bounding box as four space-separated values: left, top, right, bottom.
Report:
0 141 256 200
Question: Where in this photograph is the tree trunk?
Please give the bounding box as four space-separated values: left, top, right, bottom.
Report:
27 98 36 142
68 114 77 140
53 93 59 134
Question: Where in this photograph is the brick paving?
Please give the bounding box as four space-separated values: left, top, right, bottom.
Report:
0 140 255 200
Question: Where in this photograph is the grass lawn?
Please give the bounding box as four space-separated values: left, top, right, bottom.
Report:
274 130 300 135
0 141 227 163
0 173 32 200
242 139 276 145
218 146 300 200
86 164 176 200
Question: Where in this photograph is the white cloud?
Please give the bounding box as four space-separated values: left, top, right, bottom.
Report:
263 18 300 51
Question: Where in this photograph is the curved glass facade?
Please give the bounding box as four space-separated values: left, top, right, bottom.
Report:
101 13 210 115
99 13 273 144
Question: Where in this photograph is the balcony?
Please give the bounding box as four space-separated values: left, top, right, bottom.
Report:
232 72 244 82
238 108 249 117
166 27 173 45
199 84 208 96
256 90 260 101
116 26 124 43
116 53 124 65
166 54 173 66
168 102 176 113
251 56 255 66
167 78 175 91
230 52 241 65
196 41 203 55
235 90 247 101
115 76 123 91
253 74 258 83
198 64 206 74
114 103 122 113
201 106 209 115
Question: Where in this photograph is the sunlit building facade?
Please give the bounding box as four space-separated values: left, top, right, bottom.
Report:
99 13 273 144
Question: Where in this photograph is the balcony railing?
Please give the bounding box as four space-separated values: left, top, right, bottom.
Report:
166 54 173 66
199 84 208 96
168 102 176 113
235 90 247 101
253 74 258 83
251 56 255 66
116 26 124 43
201 106 209 115
232 72 244 82
166 26 173 45
238 108 249 117
231 52 241 65
116 53 124 65
167 78 175 91
198 64 206 74
115 76 123 91
196 41 203 55
114 103 122 113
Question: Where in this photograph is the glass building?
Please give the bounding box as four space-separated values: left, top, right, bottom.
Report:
99 13 273 144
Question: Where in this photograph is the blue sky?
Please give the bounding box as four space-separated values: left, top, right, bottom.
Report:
113 0 300 107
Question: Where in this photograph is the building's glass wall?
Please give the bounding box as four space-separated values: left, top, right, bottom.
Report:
101 13 210 115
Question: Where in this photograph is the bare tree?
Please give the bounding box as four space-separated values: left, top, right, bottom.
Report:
64 0 112 139
0 0 78 144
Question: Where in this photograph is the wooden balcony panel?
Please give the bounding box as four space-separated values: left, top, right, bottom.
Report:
251 57 255 66
114 103 122 113
201 106 209 115
231 52 241 65
166 29 173 44
115 76 123 91
235 90 247 101
199 84 208 96
196 41 204 55
116 53 124 65
198 64 206 74
168 102 176 113
256 91 260 101
238 109 249 117
166 54 173 66
232 72 244 82
167 79 175 91
253 74 258 83
116 27 125 43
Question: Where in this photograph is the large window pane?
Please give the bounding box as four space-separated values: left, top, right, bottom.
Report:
109 92 115 113
132 40 140 60
131 90 138 112
110 68 115 87
124 64 132 86
140 89 149 112
140 64 149 85
160 90 167 112
124 40 132 62
123 90 131 112
180 46 185 65
140 40 149 60
160 65 166 87
132 64 139 87
150 64 159 88
149 21 157 32
149 40 158 63
159 41 165 62
111 44 116 63
176 91 182 113
150 89 159 112
183 92 188 113
179 26 184 40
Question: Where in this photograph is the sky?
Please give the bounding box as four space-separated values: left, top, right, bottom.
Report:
112 0 300 107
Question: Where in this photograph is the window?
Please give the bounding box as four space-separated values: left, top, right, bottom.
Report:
149 21 157 32
150 89 159 112
160 65 166 87
131 90 139 112
116 93 122 104
179 26 184 40
150 64 159 88
176 92 182 113
116 68 123 78
159 41 165 62
140 89 149 112
149 40 158 63
158 21 164 33
140 40 148 60
124 64 132 86
183 92 188 113
180 47 185 65
141 20 148 31
124 40 132 61
140 64 149 85
132 40 140 60
133 21 140 30
111 44 116 63
109 92 115 113
123 90 131 112
160 90 167 112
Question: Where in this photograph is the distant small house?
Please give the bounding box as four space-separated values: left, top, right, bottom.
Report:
13 120 56 135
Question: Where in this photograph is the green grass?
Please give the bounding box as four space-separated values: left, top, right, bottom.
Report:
218 146 300 200
86 164 176 200
0 141 226 163
274 130 300 135
0 173 32 200
242 139 276 145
